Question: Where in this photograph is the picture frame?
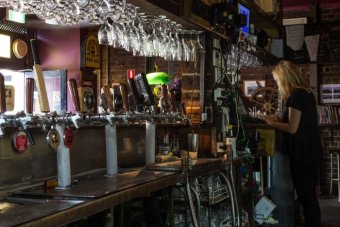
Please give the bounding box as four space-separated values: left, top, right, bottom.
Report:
320 84 340 104
24 70 67 112
243 80 266 97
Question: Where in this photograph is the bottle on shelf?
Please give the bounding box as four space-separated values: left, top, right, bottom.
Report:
226 125 237 160
247 24 257 52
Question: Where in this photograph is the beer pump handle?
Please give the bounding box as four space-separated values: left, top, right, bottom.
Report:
0 73 6 113
119 83 129 112
104 86 114 112
169 90 177 112
68 78 81 112
25 78 34 114
161 85 170 112
30 39 50 113
181 103 186 114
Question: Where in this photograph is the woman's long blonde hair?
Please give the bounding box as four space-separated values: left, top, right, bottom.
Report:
272 60 307 100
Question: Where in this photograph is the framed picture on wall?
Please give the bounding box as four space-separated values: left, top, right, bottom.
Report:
243 80 266 97
320 84 340 104
24 70 67 112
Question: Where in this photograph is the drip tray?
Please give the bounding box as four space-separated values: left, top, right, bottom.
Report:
11 170 176 199
0 199 84 226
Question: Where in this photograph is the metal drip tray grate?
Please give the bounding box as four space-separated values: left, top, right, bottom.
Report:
0 200 83 226
14 170 176 199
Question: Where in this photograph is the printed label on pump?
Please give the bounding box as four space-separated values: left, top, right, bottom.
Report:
64 127 74 148
13 131 29 153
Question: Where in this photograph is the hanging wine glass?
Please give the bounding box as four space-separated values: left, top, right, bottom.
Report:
45 0 59 11
158 16 171 59
187 30 196 62
109 21 119 48
135 13 148 56
96 0 110 16
98 22 113 46
196 32 204 52
0 0 11 7
147 19 159 57
181 35 190 61
174 24 183 61
73 0 91 9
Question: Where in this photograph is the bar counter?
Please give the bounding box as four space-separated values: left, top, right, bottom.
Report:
0 158 224 227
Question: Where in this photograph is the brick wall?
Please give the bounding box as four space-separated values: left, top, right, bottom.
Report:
283 5 340 22
105 47 200 123
318 63 340 195
320 7 340 22
108 48 146 84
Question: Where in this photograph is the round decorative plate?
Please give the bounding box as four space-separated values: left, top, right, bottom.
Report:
13 39 28 59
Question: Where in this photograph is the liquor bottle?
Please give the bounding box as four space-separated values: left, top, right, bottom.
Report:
247 24 258 51
226 125 237 160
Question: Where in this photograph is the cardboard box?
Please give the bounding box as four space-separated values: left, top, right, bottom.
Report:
254 0 264 9
254 196 276 224
262 0 277 13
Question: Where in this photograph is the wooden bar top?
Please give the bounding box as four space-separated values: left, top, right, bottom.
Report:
1 158 224 226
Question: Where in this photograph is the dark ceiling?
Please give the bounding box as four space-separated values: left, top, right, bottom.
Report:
282 0 340 11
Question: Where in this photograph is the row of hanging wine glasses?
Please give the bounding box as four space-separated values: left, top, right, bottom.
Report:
227 44 263 71
98 14 204 61
1 0 129 25
0 0 204 61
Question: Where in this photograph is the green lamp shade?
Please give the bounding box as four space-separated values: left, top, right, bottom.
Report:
146 72 169 85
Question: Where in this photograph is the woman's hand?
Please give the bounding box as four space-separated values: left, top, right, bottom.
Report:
265 115 279 125
264 108 301 134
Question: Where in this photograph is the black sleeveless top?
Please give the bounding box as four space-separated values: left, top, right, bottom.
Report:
282 88 322 166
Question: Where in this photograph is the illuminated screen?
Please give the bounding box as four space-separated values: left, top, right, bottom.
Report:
238 3 250 35
0 34 11 58
7 9 26 24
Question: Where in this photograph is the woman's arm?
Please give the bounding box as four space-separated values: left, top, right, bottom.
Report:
265 107 301 134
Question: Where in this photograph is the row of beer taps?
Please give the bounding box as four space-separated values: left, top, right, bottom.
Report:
0 39 189 155
0 74 190 137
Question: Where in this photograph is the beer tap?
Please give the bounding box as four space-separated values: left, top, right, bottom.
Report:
31 39 50 114
116 83 130 124
104 85 117 125
45 80 82 189
30 39 63 150
0 73 6 137
100 85 118 176
15 78 36 145
160 84 171 113
95 85 125 126
156 86 186 123
119 83 129 113
181 103 191 125
169 90 177 113
127 77 144 113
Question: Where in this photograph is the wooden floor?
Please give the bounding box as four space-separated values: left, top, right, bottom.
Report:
263 153 340 227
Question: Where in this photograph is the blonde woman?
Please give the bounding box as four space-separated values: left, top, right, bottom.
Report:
265 60 322 227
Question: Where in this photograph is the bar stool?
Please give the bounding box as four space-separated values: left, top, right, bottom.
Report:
329 147 340 202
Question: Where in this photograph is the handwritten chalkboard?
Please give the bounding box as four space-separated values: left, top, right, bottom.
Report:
284 28 340 64
318 30 340 63
285 43 309 64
